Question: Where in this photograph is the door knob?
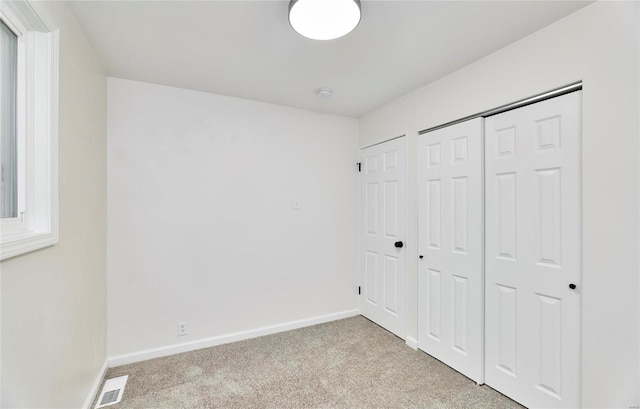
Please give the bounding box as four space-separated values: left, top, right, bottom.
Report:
394 241 404 248
569 283 577 290
419 255 423 259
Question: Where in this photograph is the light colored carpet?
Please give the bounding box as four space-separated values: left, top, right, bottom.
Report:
97 316 524 408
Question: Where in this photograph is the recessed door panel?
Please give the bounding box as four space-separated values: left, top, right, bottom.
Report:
360 137 407 338
428 268 442 341
418 118 484 383
452 136 468 163
535 294 562 398
428 143 441 168
427 180 441 250
497 173 517 260
384 255 399 315
452 177 468 253
366 184 378 235
535 168 562 267
365 251 378 305
497 285 517 377
384 181 399 238
452 275 469 354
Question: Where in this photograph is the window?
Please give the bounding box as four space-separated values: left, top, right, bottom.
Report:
1 20 18 219
0 1 58 260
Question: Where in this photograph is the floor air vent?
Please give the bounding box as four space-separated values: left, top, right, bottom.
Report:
95 375 128 408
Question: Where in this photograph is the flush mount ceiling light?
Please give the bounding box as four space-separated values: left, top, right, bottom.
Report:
288 0 362 41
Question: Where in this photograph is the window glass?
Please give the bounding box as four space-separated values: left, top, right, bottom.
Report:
0 20 18 218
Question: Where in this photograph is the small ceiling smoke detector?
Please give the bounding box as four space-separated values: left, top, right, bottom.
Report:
315 88 333 98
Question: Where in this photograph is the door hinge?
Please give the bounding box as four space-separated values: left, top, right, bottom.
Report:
357 162 361 172
358 286 361 295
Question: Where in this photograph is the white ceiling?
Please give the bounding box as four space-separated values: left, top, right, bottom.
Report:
68 0 590 118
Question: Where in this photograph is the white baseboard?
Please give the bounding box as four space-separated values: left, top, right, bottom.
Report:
406 336 418 350
83 359 108 409
108 309 360 367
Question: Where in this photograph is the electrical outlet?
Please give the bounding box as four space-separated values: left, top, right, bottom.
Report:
177 321 188 336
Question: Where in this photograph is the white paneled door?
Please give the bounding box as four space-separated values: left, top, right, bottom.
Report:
360 137 407 338
484 92 582 408
417 118 484 383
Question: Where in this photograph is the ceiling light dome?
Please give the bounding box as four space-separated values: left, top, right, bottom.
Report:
288 0 362 41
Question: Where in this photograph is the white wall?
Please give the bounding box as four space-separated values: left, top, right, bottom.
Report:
107 78 359 360
360 2 639 407
0 2 108 408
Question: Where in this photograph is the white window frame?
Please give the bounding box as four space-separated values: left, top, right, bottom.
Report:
0 1 58 261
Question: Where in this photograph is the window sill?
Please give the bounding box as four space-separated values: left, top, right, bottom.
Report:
1 230 58 261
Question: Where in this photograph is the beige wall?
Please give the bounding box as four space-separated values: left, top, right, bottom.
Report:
360 2 639 407
1 2 107 408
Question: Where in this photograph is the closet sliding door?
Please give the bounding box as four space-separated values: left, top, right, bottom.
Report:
484 91 582 408
417 118 484 384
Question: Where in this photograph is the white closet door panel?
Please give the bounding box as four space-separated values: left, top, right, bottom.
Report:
418 118 484 383
360 137 407 338
485 92 581 408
